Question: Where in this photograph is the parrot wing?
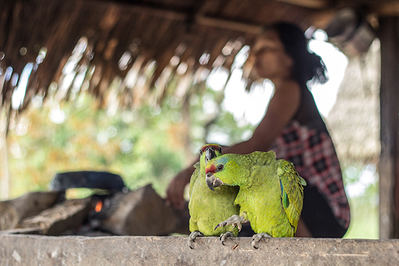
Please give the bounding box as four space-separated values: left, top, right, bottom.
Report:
248 151 276 166
277 159 306 230
189 162 200 198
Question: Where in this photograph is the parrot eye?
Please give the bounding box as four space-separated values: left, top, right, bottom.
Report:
217 164 224 171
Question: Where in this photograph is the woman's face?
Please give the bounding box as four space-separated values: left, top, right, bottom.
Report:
252 30 293 79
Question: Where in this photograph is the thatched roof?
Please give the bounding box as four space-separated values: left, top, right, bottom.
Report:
327 40 380 164
0 0 397 130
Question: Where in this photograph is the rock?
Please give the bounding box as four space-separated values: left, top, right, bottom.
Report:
100 184 187 235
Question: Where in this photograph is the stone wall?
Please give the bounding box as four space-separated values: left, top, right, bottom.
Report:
0 235 398 265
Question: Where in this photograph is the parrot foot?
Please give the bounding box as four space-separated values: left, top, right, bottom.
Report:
251 233 271 249
188 231 203 249
219 231 235 246
215 215 246 232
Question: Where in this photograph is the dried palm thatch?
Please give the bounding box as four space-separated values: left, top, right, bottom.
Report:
0 0 335 128
327 40 380 164
0 0 396 133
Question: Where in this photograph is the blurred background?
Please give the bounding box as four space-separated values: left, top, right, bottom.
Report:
0 0 390 239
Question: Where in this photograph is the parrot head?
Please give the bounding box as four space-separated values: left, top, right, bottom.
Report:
199 144 222 165
205 154 244 191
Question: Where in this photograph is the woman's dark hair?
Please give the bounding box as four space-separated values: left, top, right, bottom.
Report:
265 22 328 86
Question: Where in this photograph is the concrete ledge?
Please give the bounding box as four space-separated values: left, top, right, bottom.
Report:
0 235 398 265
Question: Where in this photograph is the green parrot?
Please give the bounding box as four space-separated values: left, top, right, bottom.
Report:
205 151 306 248
188 144 239 248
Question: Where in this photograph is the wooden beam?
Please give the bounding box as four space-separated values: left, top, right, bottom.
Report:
196 15 262 35
19 198 90 235
276 0 330 9
374 1 399 16
87 0 187 20
0 110 9 200
378 16 399 239
0 192 62 230
87 0 270 34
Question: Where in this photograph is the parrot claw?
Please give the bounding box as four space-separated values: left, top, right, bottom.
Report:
188 231 203 249
251 233 271 249
214 215 245 232
219 231 235 246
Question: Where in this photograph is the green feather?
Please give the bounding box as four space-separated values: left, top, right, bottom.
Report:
280 179 290 209
299 176 307 186
206 151 305 237
283 192 290 209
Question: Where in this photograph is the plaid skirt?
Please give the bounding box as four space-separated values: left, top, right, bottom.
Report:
271 120 350 229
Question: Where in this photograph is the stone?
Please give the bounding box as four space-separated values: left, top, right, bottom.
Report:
100 184 188 235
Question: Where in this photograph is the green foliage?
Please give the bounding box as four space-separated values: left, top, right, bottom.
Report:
7 94 187 198
344 194 378 239
342 164 379 239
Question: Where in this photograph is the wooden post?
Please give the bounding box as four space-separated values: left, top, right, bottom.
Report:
378 16 399 238
0 110 10 200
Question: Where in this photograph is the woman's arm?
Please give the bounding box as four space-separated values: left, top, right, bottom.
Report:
224 81 301 154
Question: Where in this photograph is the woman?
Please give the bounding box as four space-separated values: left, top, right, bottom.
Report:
167 22 350 238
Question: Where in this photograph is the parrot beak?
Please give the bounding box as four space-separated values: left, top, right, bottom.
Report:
206 172 223 191
205 149 216 163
